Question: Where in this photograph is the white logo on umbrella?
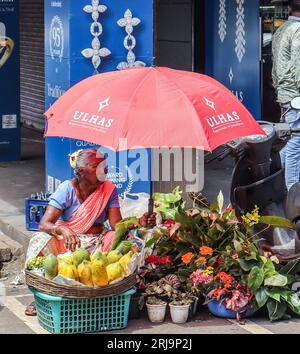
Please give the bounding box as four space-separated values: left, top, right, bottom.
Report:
204 97 216 112
98 97 110 112
229 67 234 85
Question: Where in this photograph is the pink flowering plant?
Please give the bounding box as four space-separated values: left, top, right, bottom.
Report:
176 244 254 318
185 217 300 321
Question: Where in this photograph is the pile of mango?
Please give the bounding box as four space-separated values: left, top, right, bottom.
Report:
40 241 136 287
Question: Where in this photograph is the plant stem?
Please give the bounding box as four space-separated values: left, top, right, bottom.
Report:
249 225 271 240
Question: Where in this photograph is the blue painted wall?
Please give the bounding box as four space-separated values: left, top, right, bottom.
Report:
0 0 20 162
45 0 154 195
205 0 261 120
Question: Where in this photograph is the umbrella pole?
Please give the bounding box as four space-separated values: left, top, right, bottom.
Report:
148 196 154 214
148 148 154 214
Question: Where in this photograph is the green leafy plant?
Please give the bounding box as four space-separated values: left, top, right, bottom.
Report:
170 299 194 306
153 186 186 220
152 191 242 264
214 233 300 321
145 189 300 321
146 296 167 305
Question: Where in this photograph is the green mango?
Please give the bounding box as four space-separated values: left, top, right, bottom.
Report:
73 248 90 267
91 251 108 265
44 254 58 280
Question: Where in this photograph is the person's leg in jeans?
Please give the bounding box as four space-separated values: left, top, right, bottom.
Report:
283 108 300 190
280 144 286 169
279 103 290 169
284 133 300 189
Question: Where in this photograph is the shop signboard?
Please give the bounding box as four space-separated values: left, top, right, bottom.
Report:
45 0 153 196
205 0 261 119
0 0 20 162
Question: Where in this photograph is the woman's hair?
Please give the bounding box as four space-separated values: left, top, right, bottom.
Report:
74 149 105 178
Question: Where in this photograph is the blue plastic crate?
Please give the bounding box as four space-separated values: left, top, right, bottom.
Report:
30 288 136 334
25 198 49 231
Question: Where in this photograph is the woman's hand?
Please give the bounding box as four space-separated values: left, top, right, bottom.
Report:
39 206 81 251
56 226 81 252
138 212 157 228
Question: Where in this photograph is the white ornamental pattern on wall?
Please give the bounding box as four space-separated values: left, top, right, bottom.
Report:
218 0 227 43
117 9 146 70
81 0 111 73
235 0 246 63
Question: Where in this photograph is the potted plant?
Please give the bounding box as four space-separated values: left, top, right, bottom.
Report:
143 189 300 322
169 296 194 324
204 278 255 320
207 299 255 319
142 274 181 302
185 204 300 321
146 296 167 323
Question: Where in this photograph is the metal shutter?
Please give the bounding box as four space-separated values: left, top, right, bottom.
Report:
20 0 45 131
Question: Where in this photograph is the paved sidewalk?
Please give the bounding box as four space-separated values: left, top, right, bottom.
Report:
0 126 45 251
2 283 300 334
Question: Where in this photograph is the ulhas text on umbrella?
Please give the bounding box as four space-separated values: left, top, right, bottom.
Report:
72 112 113 129
205 111 244 133
72 97 114 131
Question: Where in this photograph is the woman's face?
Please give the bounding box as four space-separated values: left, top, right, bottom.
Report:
80 158 107 185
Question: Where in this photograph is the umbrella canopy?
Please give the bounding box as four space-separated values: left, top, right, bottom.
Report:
45 66 264 152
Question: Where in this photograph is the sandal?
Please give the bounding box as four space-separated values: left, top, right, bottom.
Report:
25 301 37 316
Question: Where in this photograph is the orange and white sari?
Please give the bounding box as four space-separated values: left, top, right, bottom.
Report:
26 180 117 264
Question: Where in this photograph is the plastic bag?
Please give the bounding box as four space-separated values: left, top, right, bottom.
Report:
52 275 85 287
119 193 150 218
125 253 141 276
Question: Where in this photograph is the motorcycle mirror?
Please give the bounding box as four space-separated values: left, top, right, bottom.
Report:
291 97 300 110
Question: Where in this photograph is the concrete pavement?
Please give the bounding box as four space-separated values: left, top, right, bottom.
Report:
2 282 300 334
0 126 45 252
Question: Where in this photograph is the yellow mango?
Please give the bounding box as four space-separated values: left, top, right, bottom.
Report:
58 260 79 281
57 253 74 266
106 262 124 283
58 258 70 272
107 250 122 264
119 251 134 274
91 259 108 286
77 261 94 287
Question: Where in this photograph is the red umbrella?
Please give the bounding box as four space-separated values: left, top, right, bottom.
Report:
44 66 264 152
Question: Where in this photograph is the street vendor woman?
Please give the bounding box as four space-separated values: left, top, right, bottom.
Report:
25 148 156 315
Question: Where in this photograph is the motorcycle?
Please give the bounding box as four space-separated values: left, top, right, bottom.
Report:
206 96 300 261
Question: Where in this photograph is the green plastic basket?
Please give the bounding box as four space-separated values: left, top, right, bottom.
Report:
30 288 136 334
